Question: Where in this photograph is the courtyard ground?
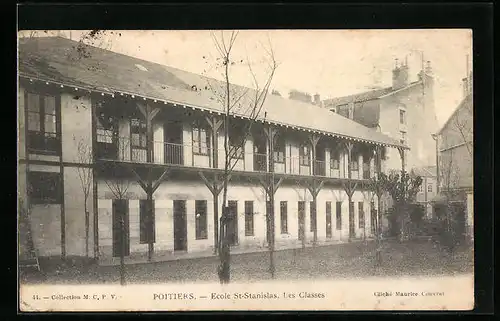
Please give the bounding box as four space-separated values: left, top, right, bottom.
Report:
19 238 473 285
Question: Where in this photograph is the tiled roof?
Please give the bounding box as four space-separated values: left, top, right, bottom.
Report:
18 36 406 149
323 87 395 107
323 82 421 107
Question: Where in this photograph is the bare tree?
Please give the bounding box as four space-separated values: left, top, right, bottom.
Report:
202 31 278 284
73 136 93 258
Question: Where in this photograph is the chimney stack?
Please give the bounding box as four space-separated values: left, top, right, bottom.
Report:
313 93 321 106
288 90 312 104
392 57 409 90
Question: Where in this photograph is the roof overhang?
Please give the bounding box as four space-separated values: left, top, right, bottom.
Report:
19 74 408 151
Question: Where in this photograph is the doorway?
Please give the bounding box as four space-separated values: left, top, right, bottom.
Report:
173 200 187 251
227 201 239 246
112 199 130 258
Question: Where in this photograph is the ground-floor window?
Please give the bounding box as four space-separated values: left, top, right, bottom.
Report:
336 201 342 230
245 201 254 236
358 202 365 229
28 171 62 204
195 200 208 240
326 201 332 238
280 201 288 234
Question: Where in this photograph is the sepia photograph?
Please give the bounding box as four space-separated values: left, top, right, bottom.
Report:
18 29 474 311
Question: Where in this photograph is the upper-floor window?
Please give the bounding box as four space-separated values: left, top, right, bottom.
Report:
330 149 340 170
419 184 424 192
427 184 433 192
400 109 406 124
299 144 311 166
192 126 210 155
350 151 359 171
131 118 147 162
273 135 285 163
26 92 60 154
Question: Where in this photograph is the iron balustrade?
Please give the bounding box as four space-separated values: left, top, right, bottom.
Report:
95 136 372 180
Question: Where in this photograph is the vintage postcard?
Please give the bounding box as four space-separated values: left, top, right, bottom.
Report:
17 29 474 311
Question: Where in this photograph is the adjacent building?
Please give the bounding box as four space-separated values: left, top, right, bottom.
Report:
412 166 437 217
17 36 407 264
435 71 473 241
322 58 440 173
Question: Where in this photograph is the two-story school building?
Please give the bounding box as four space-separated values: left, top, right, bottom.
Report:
18 36 408 264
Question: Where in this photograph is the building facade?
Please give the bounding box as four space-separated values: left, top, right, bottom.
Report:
18 37 407 264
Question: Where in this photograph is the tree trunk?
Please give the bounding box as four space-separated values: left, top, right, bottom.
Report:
85 207 89 258
375 196 383 266
120 210 126 286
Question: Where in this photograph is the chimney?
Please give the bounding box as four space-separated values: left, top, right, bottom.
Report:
462 71 472 98
288 90 312 104
313 93 321 106
392 58 409 90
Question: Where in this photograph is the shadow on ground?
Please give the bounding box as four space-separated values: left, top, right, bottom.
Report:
20 239 473 285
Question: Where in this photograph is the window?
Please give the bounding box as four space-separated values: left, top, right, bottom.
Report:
273 135 285 163
280 201 288 234
330 149 340 170
350 156 359 171
195 200 208 240
326 201 332 238
310 201 316 232
300 144 311 166
131 118 147 161
336 202 342 230
140 200 156 244
244 201 254 236
26 92 60 154
28 171 62 204
427 184 433 192
96 103 118 159
400 131 407 145
358 202 365 229
400 109 406 124
192 127 210 155
419 184 424 192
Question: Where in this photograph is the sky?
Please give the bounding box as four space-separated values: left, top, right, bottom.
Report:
19 29 472 127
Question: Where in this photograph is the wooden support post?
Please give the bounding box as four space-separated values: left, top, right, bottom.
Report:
205 116 223 169
305 179 325 245
343 141 356 240
309 134 320 176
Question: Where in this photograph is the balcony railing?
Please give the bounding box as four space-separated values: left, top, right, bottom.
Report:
313 160 326 177
96 136 372 180
254 153 267 172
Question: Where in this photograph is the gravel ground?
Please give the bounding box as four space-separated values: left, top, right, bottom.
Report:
20 239 473 285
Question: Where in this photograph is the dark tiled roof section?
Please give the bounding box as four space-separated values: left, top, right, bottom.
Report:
323 87 394 107
18 36 406 149
412 166 437 177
